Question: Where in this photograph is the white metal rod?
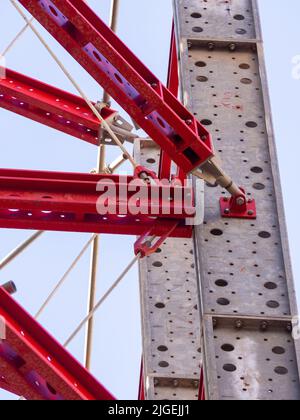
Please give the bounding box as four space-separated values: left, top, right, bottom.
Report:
0 231 43 270
84 0 121 370
35 234 97 319
65 254 139 348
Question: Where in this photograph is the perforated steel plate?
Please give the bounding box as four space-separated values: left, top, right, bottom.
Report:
136 140 201 400
174 0 300 400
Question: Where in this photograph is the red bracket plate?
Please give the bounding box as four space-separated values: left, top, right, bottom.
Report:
134 220 179 257
220 190 256 220
0 287 114 400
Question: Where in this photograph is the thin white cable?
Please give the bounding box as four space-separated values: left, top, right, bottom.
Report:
35 234 97 319
64 253 140 347
10 0 137 169
1 18 34 57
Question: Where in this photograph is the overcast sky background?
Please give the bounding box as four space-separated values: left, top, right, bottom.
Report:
0 0 300 400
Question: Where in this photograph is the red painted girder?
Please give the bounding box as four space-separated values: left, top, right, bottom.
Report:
0 67 116 146
138 361 145 401
0 287 114 400
17 0 214 174
0 168 194 237
159 22 180 181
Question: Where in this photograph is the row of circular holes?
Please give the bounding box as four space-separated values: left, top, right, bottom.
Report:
190 56 265 135
191 57 264 145
186 9 252 35
209 226 282 311
150 245 199 371
220 342 290 379
1 87 95 116
195 61 265 139
151 229 281 310
0 91 101 140
194 61 260 130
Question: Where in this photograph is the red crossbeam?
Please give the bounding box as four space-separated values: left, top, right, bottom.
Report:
0 67 117 146
17 0 214 174
0 168 194 237
0 287 114 400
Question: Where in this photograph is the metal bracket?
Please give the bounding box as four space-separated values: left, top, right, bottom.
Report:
134 165 160 185
134 221 179 258
100 114 136 145
220 188 257 219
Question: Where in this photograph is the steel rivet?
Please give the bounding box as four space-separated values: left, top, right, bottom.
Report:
235 320 243 330
260 321 269 332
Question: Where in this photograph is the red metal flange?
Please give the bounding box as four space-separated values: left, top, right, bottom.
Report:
134 221 179 258
220 188 256 219
134 165 160 185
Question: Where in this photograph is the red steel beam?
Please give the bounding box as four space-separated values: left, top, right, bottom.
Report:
0 67 117 146
0 287 114 400
17 0 214 175
159 22 180 181
0 168 194 237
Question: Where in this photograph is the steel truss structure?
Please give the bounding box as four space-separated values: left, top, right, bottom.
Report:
0 0 299 401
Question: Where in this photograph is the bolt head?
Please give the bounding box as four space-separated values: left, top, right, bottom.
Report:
248 210 254 216
235 320 243 330
236 197 246 206
260 321 269 332
224 209 230 215
193 380 199 389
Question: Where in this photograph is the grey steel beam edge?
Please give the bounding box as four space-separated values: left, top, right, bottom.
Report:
136 139 202 400
174 0 300 400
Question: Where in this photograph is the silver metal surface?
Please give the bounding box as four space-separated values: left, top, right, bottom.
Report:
136 140 201 400
174 0 300 400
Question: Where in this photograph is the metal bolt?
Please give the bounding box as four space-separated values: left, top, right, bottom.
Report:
187 41 193 49
229 43 237 52
1 281 17 295
260 321 269 332
224 208 230 215
286 323 293 333
248 210 254 216
235 320 243 330
208 42 215 50
186 119 193 126
154 378 160 387
151 83 158 88
173 379 179 388
213 318 218 328
193 380 199 389
236 197 246 206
